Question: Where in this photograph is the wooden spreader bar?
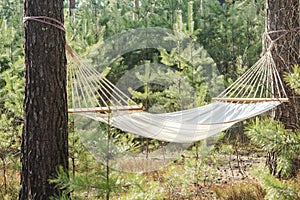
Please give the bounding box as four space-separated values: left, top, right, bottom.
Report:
212 97 289 103
68 105 144 114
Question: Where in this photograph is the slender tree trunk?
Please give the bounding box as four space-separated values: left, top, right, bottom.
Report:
20 1 68 199
69 0 76 16
133 0 139 20
134 0 139 10
266 0 300 130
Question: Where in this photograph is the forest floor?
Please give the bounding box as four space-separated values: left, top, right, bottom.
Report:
201 151 266 199
138 147 267 200
0 146 268 199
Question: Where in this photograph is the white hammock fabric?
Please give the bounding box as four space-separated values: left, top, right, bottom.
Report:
66 44 287 143
75 101 280 143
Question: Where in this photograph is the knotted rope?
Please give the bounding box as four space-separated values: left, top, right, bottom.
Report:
262 27 300 53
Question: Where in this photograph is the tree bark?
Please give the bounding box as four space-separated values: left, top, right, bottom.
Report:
134 0 139 10
266 0 300 130
20 1 68 199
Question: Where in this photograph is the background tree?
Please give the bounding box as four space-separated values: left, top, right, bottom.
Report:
264 0 300 176
20 0 68 199
266 0 300 129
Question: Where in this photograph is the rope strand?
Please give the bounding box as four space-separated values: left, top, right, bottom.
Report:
23 16 65 32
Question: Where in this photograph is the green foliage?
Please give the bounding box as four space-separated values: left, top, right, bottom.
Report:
160 145 218 199
65 8 105 53
245 118 300 177
197 0 264 82
0 1 23 62
284 65 300 94
252 165 300 200
0 1 24 198
116 172 166 200
50 162 121 199
0 58 23 138
0 56 23 199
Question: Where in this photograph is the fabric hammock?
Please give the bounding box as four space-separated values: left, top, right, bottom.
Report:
66 44 288 143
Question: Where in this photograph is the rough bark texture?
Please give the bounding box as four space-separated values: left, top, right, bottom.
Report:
266 0 300 130
265 0 299 177
20 1 68 199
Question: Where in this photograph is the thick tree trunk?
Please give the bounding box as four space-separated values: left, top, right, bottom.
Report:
265 0 299 177
20 1 68 199
266 0 300 130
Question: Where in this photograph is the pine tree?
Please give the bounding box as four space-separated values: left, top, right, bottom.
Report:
20 1 68 199
266 0 300 130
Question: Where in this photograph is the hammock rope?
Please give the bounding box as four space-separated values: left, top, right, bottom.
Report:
214 50 288 103
66 44 143 114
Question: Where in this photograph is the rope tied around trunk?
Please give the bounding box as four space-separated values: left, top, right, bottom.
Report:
23 16 65 32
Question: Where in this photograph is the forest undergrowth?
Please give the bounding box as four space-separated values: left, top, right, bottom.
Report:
0 129 300 199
